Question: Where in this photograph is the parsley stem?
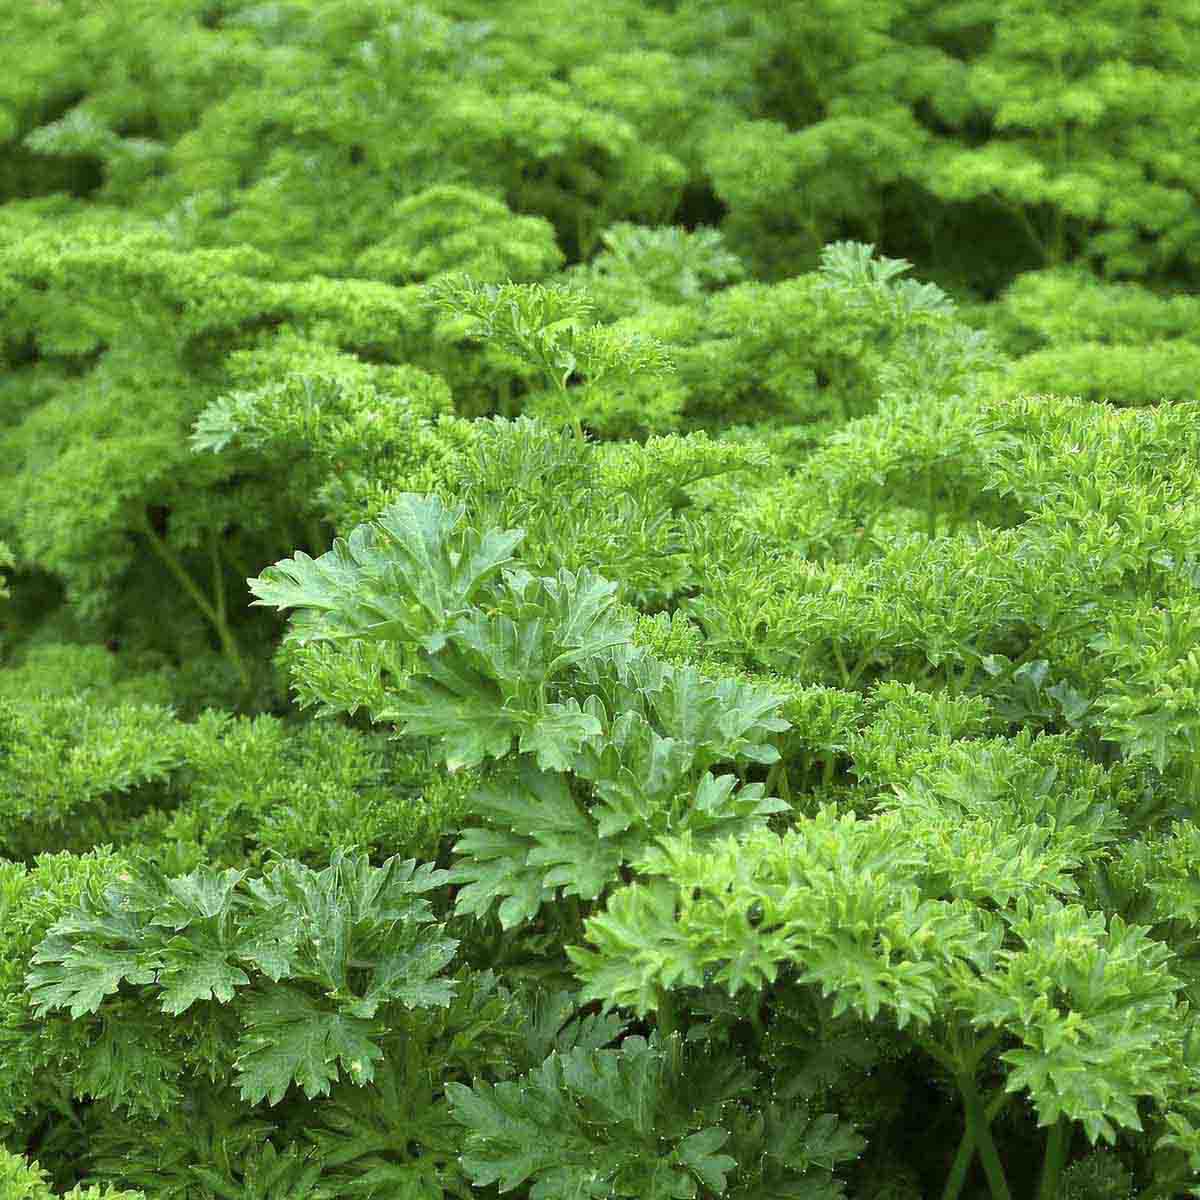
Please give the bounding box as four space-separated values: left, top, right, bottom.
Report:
766 760 791 804
941 1088 1012 1200
956 1069 1012 1200
138 510 252 695
656 986 677 1042
1037 1116 1071 1200
832 642 851 686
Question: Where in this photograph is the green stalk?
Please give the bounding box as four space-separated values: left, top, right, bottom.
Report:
941 1089 1014 1200
995 194 1048 265
556 376 586 445
822 754 836 787
1051 52 1068 268
941 1124 975 1200
139 511 252 693
656 986 677 1042
776 763 791 804
765 760 780 794
919 1032 1009 1200
956 1070 1012 1200
1037 1117 1071 1200
855 511 877 556
958 657 978 697
848 652 872 687
832 642 851 686
1186 751 1200 804
210 530 227 630
563 894 582 935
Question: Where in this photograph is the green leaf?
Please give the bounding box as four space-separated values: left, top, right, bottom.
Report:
235 985 384 1105
156 932 250 1015
387 655 521 771
450 767 623 928
519 699 604 772
449 827 555 930
674 1128 736 1193
250 493 523 648
27 939 158 1019
448 1036 723 1200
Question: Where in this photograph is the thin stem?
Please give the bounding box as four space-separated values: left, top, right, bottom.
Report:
957 1069 1012 1200
941 1125 975 1200
941 1089 1014 1200
765 760 781 795
847 652 873 688
776 764 791 805
747 998 765 1042
831 642 851 686
139 511 252 694
917 1032 1011 1200
958 657 979 698
916 1034 959 1076
994 193 1048 265
1037 1117 1071 1200
855 510 878 556
1051 52 1068 268
210 530 227 629
656 986 677 1042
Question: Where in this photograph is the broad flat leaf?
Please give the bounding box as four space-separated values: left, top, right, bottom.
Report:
236 985 384 1105
243 851 450 998
27 937 159 1018
375 494 525 629
522 989 625 1063
353 930 460 1016
157 931 251 1015
449 827 553 929
388 654 522 771
74 1011 184 1117
471 768 621 900
674 1128 737 1193
519 699 603 771
454 611 552 688
250 493 523 646
539 569 630 673
249 536 412 644
448 1037 719 1200
758 1104 866 1174
585 716 692 838
154 866 245 929
648 667 789 769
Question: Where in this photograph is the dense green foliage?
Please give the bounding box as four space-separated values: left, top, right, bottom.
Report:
3 1 1200 1197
